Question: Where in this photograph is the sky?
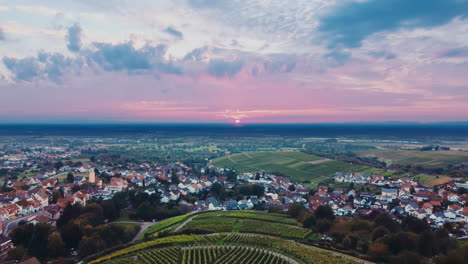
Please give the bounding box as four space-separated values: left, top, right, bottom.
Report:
0 0 468 123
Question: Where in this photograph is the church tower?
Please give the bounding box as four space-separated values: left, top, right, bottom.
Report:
89 168 96 183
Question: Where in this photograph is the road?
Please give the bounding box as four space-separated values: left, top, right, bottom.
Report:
3 212 41 235
111 221 154 243
173 214 197 232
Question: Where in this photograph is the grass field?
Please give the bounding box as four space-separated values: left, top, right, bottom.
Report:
356 149 468 167
211 151 363 186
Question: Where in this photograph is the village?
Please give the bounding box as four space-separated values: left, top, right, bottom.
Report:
0 145 467 262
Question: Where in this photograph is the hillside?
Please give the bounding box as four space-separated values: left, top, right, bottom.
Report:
88 211 365 264
211 151 363 186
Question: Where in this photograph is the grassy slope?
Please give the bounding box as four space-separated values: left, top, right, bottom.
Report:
211 151 363 186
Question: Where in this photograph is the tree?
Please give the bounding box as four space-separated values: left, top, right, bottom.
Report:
314 205 335 221
418 231 436 257
47 232 66 258
54 161 64 170
372 226 390 241
171 173 180 184
316 219 333 233
66 173 75 183
135 202 157 221
389 251 422 264
375 213 400 233
61 223 82 249
287 203 305 219
369 242 390 262
303 214 316 229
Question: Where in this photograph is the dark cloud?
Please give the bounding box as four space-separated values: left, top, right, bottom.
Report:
319 0 468 49
207 59 243 77
67 23 82 52
0 28 5 41
440 47 468 58
164 27 183 39
3 52 72 83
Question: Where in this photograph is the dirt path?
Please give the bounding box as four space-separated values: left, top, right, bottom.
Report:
112 221 154 243
242 152 253 159
307 158 332 164
173 215 197 232
180 245 300 264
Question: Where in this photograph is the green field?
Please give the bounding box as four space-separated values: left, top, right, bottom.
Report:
89 211 360 264
356 149 468 167
211 151 363 186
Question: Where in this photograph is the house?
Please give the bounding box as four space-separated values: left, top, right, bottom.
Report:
0 234 13 260
106 177 129 193
447 193 460 202
411 209 427 219
0 208 10 221
238 200 253 210
33 190 49 207
405 203 419 213
381 188 398 198
144 188 156 195
421 203 434 215
5 204 20 218
207 197 222 210
225 200 238 210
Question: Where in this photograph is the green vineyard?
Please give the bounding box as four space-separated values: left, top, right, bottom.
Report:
90 211 363 264
97 245 291 264
90 233 359 264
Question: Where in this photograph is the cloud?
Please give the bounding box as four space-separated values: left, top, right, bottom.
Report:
319 0 468 49
3 57 41 81
369 51 397 60
263 57 296 73
0 28 5 41
2 52 73 83
164 27 183 39
183 47 208 61
324 51 351 67
66 23 82 52
440 47 468 58
207 59 243 77
87 42 183 74
188 0 226 9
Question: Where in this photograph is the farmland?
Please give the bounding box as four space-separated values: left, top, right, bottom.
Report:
355 149 468 168
89 211 364 264
90 232 359 264
211 151 363 186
